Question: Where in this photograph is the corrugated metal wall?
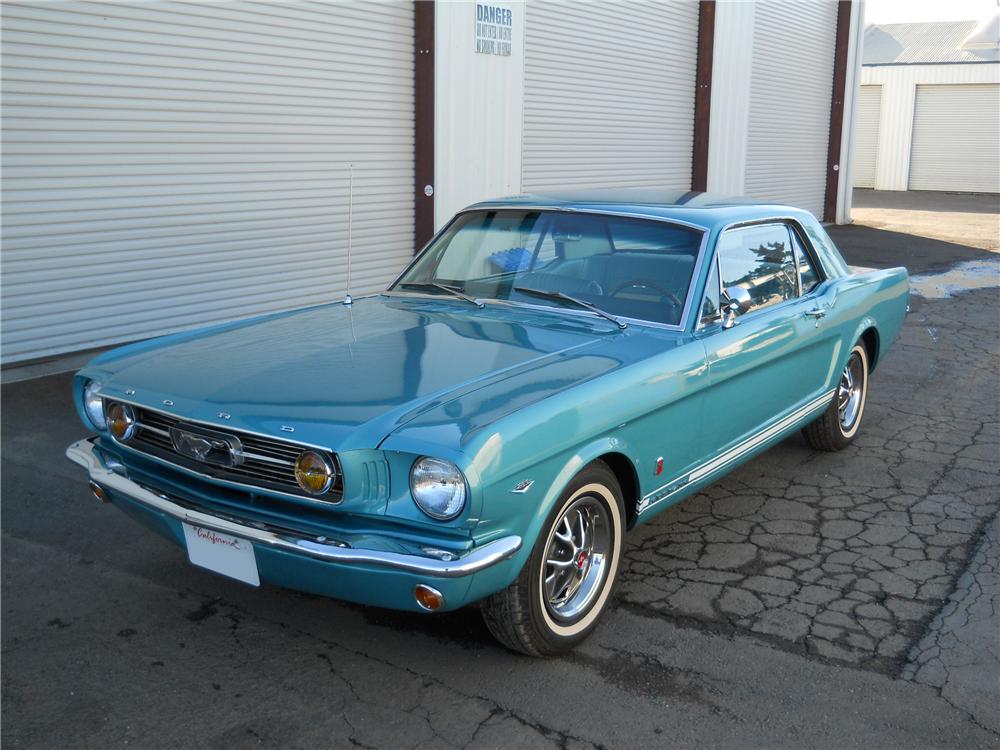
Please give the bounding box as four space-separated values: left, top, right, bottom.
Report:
1 1 414 364
521 0 698 191
909 84 1000 193
859 62 1000 190
852 85 881 189
744 0 837 217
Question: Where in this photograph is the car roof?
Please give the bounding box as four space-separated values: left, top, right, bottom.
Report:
464 189 817 232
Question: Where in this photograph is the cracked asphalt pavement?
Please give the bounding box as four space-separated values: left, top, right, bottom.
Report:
3 215 998 748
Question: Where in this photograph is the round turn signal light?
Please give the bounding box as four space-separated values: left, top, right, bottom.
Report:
414 584 444 611
294 450 334 495
89 481 109 503
106 402 136 441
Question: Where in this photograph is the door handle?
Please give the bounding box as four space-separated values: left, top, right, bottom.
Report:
804 307 827 319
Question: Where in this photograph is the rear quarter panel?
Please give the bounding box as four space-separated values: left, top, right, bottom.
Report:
822 266 909 376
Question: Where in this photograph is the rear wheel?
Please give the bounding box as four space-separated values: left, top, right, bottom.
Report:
481 462 624 656
802 342 869 451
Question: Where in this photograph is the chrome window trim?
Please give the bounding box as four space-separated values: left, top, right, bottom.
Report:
387 206 711 333
787 221 825 295
697 251 724 330
382 290 690 332
697 216 829 331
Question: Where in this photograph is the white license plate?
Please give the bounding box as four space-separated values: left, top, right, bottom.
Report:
182 523 260 586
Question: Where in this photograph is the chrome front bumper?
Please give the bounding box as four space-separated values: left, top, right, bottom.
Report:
65 438 521 578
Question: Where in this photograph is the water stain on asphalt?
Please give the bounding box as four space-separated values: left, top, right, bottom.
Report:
910 259 1000 299
571 646 727 714
185 600 219 623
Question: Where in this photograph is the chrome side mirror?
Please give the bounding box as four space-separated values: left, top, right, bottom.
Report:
721 286 752 329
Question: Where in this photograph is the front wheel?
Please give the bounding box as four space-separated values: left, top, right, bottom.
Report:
481 462 625 656
802 342 870 451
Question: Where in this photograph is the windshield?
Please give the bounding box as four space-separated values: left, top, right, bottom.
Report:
392 209 704 326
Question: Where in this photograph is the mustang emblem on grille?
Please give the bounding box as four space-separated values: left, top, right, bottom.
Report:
169 425 244 467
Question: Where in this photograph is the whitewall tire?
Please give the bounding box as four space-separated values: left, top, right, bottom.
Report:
481 462 624 656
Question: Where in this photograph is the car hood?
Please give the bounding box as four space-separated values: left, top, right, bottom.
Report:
85 295 647 451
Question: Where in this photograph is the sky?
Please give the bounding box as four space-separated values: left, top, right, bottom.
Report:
864 0 998 25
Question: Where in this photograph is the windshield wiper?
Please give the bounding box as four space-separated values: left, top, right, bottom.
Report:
399 281 485 308
512 286 627 329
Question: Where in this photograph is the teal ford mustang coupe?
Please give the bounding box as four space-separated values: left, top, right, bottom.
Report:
66 190 909 656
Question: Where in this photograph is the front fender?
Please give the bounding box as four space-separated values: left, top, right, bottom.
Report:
466 434 639 597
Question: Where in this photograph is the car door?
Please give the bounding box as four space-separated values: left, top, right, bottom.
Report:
696 221 841 459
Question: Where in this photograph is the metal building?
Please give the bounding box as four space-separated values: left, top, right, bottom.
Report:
853 17 1000 193
1 0 864 366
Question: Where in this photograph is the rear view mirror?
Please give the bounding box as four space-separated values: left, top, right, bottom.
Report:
721 286 752 328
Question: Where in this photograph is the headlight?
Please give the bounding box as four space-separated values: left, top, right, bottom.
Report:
83 380 106 430
106 402 136 441
409 457 467 520
294 450 335 495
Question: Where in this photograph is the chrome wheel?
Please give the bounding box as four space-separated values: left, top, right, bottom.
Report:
542 495 611 622
838 351 865 431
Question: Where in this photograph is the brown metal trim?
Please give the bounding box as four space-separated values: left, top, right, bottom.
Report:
691 0 716 192
414 0 435 250
823 1 852 222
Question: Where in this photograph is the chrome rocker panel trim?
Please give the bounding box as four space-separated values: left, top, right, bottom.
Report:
65 438 522 579
637 389 836 514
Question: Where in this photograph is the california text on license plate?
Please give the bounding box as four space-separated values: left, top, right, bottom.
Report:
182 523 260 586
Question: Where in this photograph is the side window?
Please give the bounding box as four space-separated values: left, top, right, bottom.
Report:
717 224 798 313
790 227 821 294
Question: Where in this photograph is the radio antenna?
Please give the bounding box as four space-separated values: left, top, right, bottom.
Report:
344 163 354 305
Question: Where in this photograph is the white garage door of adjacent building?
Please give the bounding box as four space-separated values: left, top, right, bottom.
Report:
521 1 698 191
744 1 838 218
909 83 1000 193
1 1 414 364
853 85 882 189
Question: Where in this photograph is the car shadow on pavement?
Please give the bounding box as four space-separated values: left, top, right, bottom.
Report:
827 223 997 275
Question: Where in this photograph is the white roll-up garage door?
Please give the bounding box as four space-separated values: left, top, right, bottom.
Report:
744 0 837 217
521 1 699 191
909 84 1000 193
1 1 414 364
853 85 882 189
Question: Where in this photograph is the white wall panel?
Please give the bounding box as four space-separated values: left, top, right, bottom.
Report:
707 1 756 196
852 86 882 188
834 0 864 223
1 1 415 364
744 0 837 217
435 1 525 228
522 0 698 191
909 84 1000 193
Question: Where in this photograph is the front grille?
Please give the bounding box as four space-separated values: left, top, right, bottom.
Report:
115 403 343 501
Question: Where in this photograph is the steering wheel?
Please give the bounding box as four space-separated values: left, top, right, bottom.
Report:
610 280 683 307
